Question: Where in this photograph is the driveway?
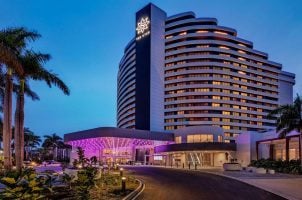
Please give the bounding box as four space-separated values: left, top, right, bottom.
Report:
126 166 285 200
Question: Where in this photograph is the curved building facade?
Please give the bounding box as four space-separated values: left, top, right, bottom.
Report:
117 3 295 142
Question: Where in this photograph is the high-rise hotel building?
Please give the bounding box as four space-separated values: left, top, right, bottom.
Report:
117 4 295 142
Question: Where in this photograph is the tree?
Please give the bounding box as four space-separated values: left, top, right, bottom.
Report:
24 128 41 161
0 27 38 169
42 133 64 161
267 94 302 166
14 50 70 171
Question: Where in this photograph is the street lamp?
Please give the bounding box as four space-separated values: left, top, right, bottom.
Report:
120 167 124 177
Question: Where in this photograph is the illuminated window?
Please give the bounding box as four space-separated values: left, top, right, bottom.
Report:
219 46 230 50
222 118 230 122
212 96 220 100
213 81 221 85
212 118 220 122
222 125 231 130
179 32 187 35
241 113 247 117
241 106 247 110
223 111 230 115
197 30 208 33
175 136 182 144
166 35 173 39
212 103 220 107
187 134 213 143
214 31 228 35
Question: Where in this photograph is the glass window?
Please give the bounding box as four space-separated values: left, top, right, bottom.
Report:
193 135 201 143
175 136 182 144
187 135 194 143
218 135 223 142
289 137 299 160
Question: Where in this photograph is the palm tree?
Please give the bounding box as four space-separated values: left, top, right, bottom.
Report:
14 50 70 171
267 94 302 166
24 128 41 161
42 133 64 161
0 27 38 169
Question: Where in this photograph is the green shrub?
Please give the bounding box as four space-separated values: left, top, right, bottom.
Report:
0 168 51 199
249 159 302 174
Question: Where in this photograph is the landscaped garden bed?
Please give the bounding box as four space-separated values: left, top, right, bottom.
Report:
0 147 139 199
249 159 302 175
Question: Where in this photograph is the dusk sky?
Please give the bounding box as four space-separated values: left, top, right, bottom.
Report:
0 0 301 137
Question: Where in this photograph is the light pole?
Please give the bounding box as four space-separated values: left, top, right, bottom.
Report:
120 167 124 177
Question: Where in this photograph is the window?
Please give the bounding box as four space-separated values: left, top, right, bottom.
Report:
222 125 230 130
223 111 230 115
212 103 220 107
175 136 182 144
187 134 213 143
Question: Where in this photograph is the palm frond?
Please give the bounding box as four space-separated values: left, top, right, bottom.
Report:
24 82 40 101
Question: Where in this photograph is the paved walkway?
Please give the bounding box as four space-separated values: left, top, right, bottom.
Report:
210 170 302 200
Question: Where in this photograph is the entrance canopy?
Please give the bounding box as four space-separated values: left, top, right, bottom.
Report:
64 127 174 164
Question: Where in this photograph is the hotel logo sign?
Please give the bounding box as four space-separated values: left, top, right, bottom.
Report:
136 17 150 40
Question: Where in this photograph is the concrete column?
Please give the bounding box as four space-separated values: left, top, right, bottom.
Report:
286 137 289 161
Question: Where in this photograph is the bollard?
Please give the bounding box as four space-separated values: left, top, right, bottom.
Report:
120 168 124 177
183 163 184 169
189 163 191 169
195 163 197 170
176 163 178 168
121 177 126 193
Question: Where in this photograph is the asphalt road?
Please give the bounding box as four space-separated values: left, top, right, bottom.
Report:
126 166 286 200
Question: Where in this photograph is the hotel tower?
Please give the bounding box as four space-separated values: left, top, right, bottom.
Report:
117 3 295 143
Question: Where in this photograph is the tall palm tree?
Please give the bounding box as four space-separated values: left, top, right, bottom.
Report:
24 128 41 161
0 27 38 169
14 50 70 171
42 133 64 161
267 94 302 166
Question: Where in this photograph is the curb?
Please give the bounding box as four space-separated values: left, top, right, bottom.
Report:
122 178 145 200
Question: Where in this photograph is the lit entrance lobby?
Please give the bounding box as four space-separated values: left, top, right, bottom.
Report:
154 126 236 167
64 127 173 165
257 134 300 161
64 126 236 167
